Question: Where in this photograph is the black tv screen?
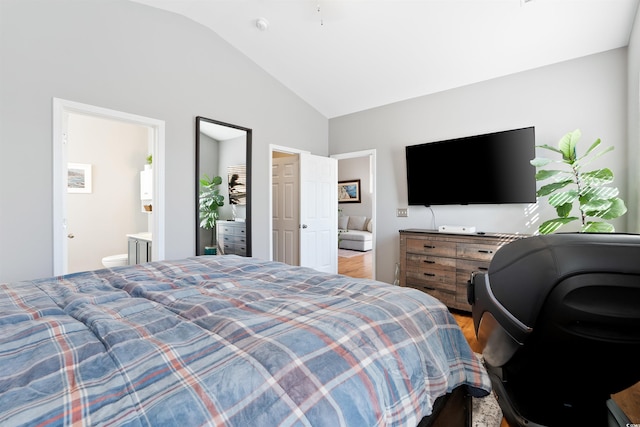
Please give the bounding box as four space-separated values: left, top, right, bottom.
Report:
405 126 537 206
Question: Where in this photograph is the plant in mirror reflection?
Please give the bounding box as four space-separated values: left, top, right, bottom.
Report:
199 174 224 247
530 129 626 234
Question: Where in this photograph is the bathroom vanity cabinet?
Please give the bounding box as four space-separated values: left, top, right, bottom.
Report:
127 233 152 265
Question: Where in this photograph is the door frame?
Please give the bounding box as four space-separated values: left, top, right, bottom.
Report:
52 98 166 275
331 149 377 280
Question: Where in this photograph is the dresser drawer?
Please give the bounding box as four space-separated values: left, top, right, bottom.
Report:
457 242 499 261
456 258 490 275
406 238 456 257
406 253 456 270
405 270 456 292
406 284 457 307
222 234 246 245
219 224 246 236
221 243 247 256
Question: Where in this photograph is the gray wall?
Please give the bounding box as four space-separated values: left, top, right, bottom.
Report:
1 0 637 285
0 0 327 282
330 48 631 284
338 157 372 219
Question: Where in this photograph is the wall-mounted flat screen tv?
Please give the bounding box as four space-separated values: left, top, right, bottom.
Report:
405 126 537 206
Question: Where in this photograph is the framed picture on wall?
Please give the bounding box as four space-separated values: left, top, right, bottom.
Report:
338 179 361 203
67 163 92 193
228 164 247 205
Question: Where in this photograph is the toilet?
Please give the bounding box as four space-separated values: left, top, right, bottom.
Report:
101 253 128 268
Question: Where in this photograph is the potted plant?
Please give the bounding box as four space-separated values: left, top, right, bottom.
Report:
199 174 224 254
530 129 627 234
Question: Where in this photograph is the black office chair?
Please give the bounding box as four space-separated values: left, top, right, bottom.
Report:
468 233 640 427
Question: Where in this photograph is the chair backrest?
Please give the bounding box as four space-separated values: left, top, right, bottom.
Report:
487 233 640 329
485 233 640 391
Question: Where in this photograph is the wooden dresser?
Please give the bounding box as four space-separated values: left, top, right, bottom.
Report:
399 229 524 312
217 220 247 256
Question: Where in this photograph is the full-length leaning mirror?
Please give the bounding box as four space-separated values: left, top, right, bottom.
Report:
196 116 252 257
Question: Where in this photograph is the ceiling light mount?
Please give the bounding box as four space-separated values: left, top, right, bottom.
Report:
317 3 323 26
255 17 269 31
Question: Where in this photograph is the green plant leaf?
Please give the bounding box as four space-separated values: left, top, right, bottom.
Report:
538 217 579 234
548 190 578 208
558 129 580 162
582 222 615 233
530 157 553 167
581 198 612 213
199 174 225 230
579 138 601 159
535 144 563 155
534 169 564 181
554 202 574 218
587 197 627 220
537 180 573 197
581 168 614 186
576 145 613 169
580 186 619 202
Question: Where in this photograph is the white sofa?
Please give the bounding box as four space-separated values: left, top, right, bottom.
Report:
338 215 372 251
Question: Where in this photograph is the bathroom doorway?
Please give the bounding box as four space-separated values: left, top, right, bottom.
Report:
53 99 165 275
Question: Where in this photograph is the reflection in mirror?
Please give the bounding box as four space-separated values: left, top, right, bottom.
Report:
196 117 252 257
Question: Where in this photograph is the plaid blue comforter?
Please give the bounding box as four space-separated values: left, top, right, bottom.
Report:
0 256 490 426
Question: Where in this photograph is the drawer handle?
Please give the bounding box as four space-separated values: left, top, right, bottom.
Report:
477 267 488 271
422 286 436 291
423 273 436 277
423 260 435 264
423 245 435 249
478 249 493 254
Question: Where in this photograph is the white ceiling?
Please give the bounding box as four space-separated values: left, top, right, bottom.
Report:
132 0 639 118
200 119 246 141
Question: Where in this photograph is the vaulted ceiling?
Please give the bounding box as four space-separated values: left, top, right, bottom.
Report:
132 0 639 118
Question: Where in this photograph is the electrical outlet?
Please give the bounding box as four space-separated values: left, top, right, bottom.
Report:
397 208 408 217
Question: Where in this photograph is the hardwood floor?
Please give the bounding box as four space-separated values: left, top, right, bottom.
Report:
338 250 373 279
338 257 640 426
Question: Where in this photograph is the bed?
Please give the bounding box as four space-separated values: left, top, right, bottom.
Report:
0 256 490 426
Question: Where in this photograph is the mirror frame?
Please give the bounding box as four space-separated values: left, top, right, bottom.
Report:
195 116 252 257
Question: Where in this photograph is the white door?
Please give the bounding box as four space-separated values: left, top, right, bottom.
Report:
299 153 338 273
272 155 300 265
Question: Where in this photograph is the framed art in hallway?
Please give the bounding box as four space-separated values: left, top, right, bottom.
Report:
338 179 360 203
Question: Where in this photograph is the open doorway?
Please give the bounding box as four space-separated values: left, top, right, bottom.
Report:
331 150 377 280
53 98 165 275
269 145 338 274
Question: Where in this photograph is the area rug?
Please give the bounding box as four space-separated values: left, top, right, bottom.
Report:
472 353 503 427
338 248 367 258
472 391 502 427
